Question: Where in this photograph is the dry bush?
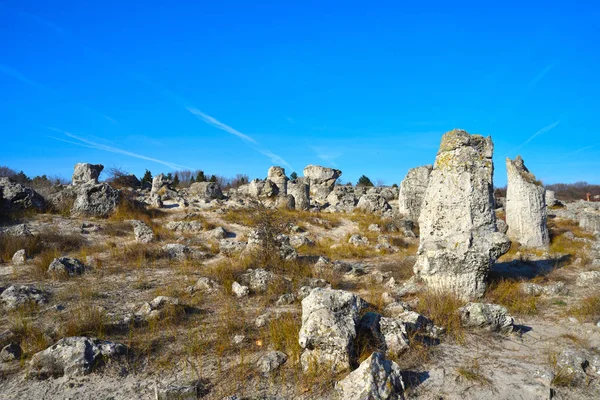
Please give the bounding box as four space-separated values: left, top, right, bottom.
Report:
415 290 465 342
485 279 539 315
569 294 600 322
0 233 43 262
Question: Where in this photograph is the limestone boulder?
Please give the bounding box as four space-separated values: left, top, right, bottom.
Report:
303 165 342 204
0 285 48 310
72 163 103 185
188 182 224 201
356 193 392 215
0 177 46 214
70 182 120 217
413 129 511 299
48 257 87 276
288 177 310 210
299 288 366 373
505 156 549 247
458 302 514 333
267 166 288 196
398 165 432 221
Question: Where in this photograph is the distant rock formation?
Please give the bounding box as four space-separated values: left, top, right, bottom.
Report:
72 163 103 185
303 165 342 205
414 129 511 299
505 156 549 247
267 166 288 197
398 165 432 221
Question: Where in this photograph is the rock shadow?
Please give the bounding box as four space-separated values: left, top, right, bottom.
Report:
490 255 571 281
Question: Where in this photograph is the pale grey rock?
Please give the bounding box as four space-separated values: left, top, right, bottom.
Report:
256 350 288 375
136 296 181 320
151 173 172 195
576 271 600 286
12 249 26 265
335 352 405 400
165 220 205 233
545 190 560 207
356 193 392 215
276 194 295 210
521 281 568 296
219 239 247 256
129 220 154 243
188 181 224 201
156 381 207 400
237 179 278 199
231 282 249 298
349 234 369 247
326 186 357 212
303 165 342 204
71 182 120 217
288 177 310 210
267 166 288 196
398 165 432 221
1 223 33 237
29 336 128 378
369 223 382 232
239 268 275 293
496 219 509 234
72 163 103 185
506 156 550 247
379 317 411 355
580 212 600 233
231 334 245 345
414 129 511 299
161 244 204 261
289 235 314 248
209 226 228 239
150 193 163 208
1 343 22 362
192 277 221 293
0 177 46 213
459 302 514 333
556 348 589 384
0 285 48 309
379 187 396 202
48 257 86 276
299 288 366 373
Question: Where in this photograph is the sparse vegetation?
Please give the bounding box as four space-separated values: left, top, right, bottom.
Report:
415 289 465 342
485 279 539 315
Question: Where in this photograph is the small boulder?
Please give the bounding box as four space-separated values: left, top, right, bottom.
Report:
238 268 275 293
72 163 103 185
256 351 288 376
459 302 514 333
12 249 27 265
0 285 48 309
232 282 249 298
349 234 369 247
1 343 22 362
48 257 86 276
130 220 154 243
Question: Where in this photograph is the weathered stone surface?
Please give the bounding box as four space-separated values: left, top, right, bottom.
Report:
505 156 549 247
239 268 275 293
335 352 405 400
0 285 48 309
29 336 128 378
459 302 514 333
521 281 568 296
72 163 103 185
299 288 366 373
288 178 310 210
0 177 46 213
580 212 600 233
219 239 247 256
162 244 194 261
414 129 511 299
1 223 33 237
188 182 224 201
545 190 560 207
356 193 392 215
12 249 26 265
48 257 86 276
267 166 288 196
129 220 154 243
71 182 120 217
165 220 205 233
136 296 181 320
1 343 22 362
303 165 342 204
232 281 249 297
398 165 432 221
349 234 369 247
237 179 278 199
156 381 209 400
576 271 600 286
326 186 357 212
256 350 288 375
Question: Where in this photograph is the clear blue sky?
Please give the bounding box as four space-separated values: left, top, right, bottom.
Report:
1 1 599 186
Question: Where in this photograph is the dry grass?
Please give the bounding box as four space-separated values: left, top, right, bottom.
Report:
267 313 302 363
0 233 43 263
58 302 110 338
547 351 579 387
7 304 52 356
415 289 466 342
548 218 593 260
456 358 491 386
109 194 165 223
569 294 600 322
300 237 378 259
485 279 539 315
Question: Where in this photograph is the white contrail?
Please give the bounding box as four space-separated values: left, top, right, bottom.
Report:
562 143 599 158
48 128 190 170
186 108 293 170
512 120 560 153
187 108 257 144
527 63 555 91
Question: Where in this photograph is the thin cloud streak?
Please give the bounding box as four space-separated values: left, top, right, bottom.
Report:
187 108 257 144
527 63 555 91
48 128 189 170
0 64 41 88
512 121 560 153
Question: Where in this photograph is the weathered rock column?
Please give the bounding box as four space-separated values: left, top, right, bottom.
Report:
267 166 288 197
303 165 342 205
505 156 550 247
398 165 433 221
288 178 310 210
414 129 511 299
72 163 103 185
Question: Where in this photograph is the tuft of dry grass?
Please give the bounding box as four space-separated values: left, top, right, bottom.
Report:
456 358 492 386
569 294 600 322
415 289 466 342
58 302 110 338
0 233 43 263
267 313 302 363
109 194 164 223
7 304 52 356
485 279 539 315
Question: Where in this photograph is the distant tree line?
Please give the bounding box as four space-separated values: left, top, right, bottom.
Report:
0 166 69 190
545 181 600 202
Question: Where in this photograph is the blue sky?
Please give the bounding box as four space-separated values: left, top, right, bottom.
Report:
1 1 599 186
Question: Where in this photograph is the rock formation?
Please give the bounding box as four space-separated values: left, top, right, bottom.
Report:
414 129 511 299
72 163 103 185
0 177 47 214
298 288 366 373
267 166 288 196
188 182 224 201
398 165 432 221
505 156 550 247
288 178 310 210
70 182 120 217
303 165 342 204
